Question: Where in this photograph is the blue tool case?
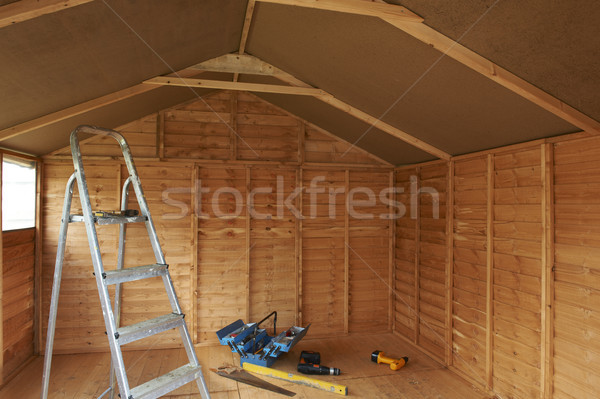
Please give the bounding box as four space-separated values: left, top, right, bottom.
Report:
216 312 310 367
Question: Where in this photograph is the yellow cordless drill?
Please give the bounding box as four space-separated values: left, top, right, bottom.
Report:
371 350 408 371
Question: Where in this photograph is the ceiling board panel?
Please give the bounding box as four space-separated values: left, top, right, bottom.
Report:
0 0 247 130
241 74 434 165
1 85 213 156
246 3 578 156
387 0 600 122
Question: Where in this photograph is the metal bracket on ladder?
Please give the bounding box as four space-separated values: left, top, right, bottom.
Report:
41 125 211 399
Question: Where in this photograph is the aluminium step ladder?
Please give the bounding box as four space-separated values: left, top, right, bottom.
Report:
41 126 210 399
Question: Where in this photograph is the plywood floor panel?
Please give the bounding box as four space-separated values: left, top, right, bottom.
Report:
0 333 490 398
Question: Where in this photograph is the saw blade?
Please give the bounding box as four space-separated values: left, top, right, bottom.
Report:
211 366 296 397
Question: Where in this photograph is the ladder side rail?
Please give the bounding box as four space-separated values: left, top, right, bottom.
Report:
70 127 132 397
69 126 165 263
102 128 185 314
115 133 165 265
109 176 132 399
40 172 77 399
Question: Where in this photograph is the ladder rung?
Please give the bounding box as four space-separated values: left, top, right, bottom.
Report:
129 363 203 399
117 313 184 346
103 264 168 285
69 214 147 225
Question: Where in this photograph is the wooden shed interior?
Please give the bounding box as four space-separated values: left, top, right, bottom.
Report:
0 1 599 398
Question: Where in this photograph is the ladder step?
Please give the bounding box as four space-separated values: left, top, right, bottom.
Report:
69 214 147 225
103 264 168 285
129 363 204 399
117 313 184 346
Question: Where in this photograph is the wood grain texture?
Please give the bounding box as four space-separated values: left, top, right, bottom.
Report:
552 136 600 398
452 157 487 383
2 228 35 382
491 148 543 399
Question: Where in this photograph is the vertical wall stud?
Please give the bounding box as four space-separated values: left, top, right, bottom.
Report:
485 154 494 390
388 170 395 332
541 143 555 399
295 168 302 326
344 169 350 334
298 122 306 164
230 91 238 161
157 111 165 159
0 154 3 383
191 165 199 343
245 167 251 322
414 166 421 344
445 160 455 365
34 160 44 355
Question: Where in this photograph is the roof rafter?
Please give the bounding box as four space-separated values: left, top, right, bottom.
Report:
0 68 199 142
143 76 325 96
191 53 311 88
387 19 600 134
256 0 423 22
234 0 256 82
147 54 451 160
258 0 600 134
0 0 93 29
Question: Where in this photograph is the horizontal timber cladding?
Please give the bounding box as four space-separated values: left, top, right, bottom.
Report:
301 169 346 336
492 148 543 399
40 89 390 353
553 136 600 399
41 162 195 353
452 156 488 382
393 162 449 362
248 168 297 331
394 167 418 342
196 166 248 344
394 138 600 399
2 228 36 381
348 170 391 333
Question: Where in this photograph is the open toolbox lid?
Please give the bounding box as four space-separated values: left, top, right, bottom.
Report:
216 314 311 366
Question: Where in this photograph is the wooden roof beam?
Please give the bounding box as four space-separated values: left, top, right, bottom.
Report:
0 0 93 29
234 0 256 82
190 53 311 87
143 76 326 96
387 19 600 134
153 54 451 160
258 1 600 134
256 0 423 22
0 68 199 142
315 93 450 160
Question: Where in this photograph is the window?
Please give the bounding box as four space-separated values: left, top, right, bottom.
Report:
2 155 37 231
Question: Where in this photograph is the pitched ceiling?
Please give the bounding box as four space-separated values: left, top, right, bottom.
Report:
0 0 597 165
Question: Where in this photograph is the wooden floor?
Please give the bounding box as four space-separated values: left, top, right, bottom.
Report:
0 333 490 398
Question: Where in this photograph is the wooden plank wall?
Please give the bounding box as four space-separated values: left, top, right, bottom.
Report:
552 137 600 399
301 169 346 337
41 90 393 353
393 163 448 362
451 156 488 381
394 167 417 342
2 228 36 381
196 166 248 343
417 163 448 358
492 149 543 398
42 163 120 353
394 138 600 399
348 170 390 333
